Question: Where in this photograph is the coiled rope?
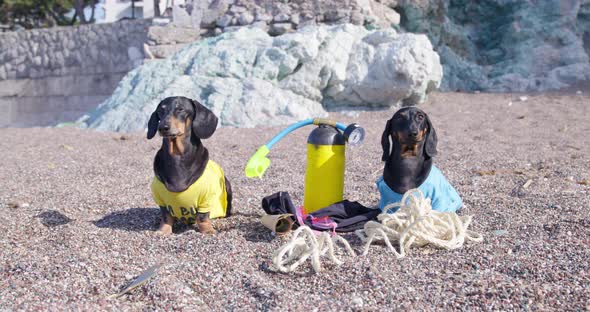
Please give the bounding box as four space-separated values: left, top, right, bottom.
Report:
272 189 483 273
356 189 483 258
272 226 356 273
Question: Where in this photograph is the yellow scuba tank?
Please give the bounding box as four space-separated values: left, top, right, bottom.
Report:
244 118 365 214
304 125 346 213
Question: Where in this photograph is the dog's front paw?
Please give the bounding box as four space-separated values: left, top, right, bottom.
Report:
196 222 217 235
156 224 173 235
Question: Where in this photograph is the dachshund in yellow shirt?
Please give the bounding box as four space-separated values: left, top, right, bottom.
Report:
147 96 232 235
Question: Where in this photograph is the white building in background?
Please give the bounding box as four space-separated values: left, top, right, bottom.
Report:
102 0 187 23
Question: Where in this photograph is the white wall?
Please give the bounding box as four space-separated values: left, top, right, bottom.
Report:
103 0 186 23
104 0 136 22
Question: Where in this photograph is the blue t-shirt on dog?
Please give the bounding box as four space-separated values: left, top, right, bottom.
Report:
377 166 462 213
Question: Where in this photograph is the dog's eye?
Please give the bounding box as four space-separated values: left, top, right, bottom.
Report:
416 114 424 121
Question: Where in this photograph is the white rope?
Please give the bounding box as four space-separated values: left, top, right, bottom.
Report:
355 189 483 258
272 226 356 273
272 189 483 273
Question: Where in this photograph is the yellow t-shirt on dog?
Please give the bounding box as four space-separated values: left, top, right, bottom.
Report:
151 160 228 223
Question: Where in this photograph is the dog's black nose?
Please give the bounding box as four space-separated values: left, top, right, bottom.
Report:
159 124 170 132
410 130 419 137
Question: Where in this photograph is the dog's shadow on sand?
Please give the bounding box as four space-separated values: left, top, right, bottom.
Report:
93 207 160 232
243 222 276 243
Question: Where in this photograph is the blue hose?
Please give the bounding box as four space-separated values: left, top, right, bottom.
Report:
266 118 347 149
266 119 313 148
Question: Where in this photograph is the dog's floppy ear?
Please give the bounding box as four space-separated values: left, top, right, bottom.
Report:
424 115 438 158
381 118 393 161
147 111 160 140
191 99 218 139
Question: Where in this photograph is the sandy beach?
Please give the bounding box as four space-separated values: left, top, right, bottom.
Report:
0 92 588 310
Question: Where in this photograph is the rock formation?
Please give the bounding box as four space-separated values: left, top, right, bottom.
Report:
147 0 590 93
81 24 442 132
396 0 590 91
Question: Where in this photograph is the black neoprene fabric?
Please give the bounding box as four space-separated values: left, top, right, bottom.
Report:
261 192 380 233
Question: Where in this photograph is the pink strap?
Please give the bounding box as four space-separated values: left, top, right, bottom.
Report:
295 206 306 227
297 206 337 235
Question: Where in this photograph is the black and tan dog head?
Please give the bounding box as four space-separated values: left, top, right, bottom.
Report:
381 107 437 161
147 96 218 141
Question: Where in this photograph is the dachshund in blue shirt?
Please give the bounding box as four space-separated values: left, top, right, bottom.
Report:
378 107 462 212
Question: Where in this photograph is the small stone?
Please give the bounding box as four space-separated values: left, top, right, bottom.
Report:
576 90 582 95
250 21 268 31
255 12 272 22
229 5 246 14
32 56 42 66
518 96 528 102
274 13 290 23
350 11 364 25
493 229 508 236
352 296 363 306
238 12 254 25
324 9 349 22
16 64 28 77
383 9 401 25
7 201 30 209
549 203 562 209
269 23 292 36
216 14 233 28
61 144 74 151
290 13 300 26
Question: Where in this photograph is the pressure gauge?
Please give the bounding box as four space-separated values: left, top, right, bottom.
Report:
343 123 365 146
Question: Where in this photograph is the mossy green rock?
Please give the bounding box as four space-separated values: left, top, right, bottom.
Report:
397 0 590 91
